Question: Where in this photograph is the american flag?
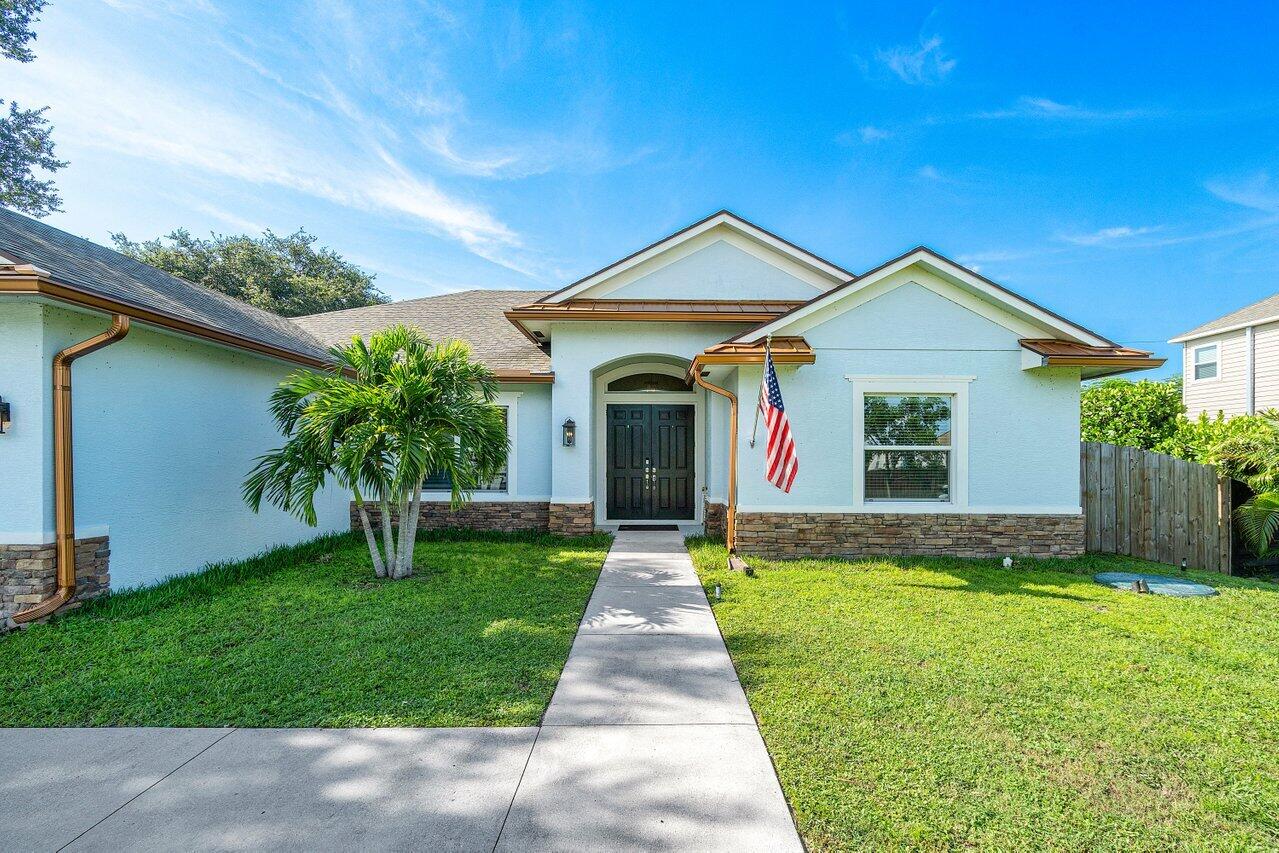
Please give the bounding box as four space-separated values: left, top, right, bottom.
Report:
759 343 798 492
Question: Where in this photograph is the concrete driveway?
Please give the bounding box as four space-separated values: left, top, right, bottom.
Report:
1 531 800 852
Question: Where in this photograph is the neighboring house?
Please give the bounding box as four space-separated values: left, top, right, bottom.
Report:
1 208 1163 625
1171 293 1279 418
299 211 1162 560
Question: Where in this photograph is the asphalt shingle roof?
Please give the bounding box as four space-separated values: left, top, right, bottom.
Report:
293 289 552 374
1175 292 1279 341
0 207 330 362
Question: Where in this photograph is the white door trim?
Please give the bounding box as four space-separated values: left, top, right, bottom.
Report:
592 363 704 526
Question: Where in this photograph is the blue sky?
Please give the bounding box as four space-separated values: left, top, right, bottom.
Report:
4 1 1279 374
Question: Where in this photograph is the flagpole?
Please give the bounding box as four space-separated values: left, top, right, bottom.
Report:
748 335 770 448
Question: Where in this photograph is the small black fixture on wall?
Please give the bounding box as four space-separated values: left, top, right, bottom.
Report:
0 396 10 434
562 418 576 447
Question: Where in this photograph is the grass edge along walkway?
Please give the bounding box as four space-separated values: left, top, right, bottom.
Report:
0 529 612 728
687 539 1279 852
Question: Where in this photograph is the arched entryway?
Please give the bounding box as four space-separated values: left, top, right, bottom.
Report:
593 359 703 526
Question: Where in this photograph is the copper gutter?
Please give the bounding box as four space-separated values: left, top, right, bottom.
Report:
0 275 330 370
689 358 738 555
12 314 130 624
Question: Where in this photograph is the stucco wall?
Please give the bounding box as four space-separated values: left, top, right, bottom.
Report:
0 302 52 540
547 321 749 507
733 281 1082 514
0 302 351 591
601 238 827 301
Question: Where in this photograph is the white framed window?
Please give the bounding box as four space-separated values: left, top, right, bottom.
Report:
1192 344 1218 381
847 376 970 511
863 394 952 502
422 391 520 497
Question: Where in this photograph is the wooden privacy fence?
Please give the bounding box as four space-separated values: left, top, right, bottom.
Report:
1080 442 1232 573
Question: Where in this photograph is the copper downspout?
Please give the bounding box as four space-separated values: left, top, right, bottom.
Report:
690 359 738 554
12 314 130 624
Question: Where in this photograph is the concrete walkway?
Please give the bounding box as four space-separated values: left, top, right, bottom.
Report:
496 530 801 850
1 531 800 852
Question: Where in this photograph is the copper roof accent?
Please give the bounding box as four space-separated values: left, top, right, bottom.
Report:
694 336 816 366
1020 339 1156 360
506 298 804 322
1019 338 1165 377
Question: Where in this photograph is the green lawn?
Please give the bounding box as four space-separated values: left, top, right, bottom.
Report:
687 540 1279 851
0 530 611 728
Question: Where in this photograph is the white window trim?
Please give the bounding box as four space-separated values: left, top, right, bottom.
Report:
847 376 970 512
420 391 521 501
1191 343 1219 383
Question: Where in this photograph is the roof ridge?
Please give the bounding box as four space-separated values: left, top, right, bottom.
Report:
293 287 553 320
1172 291 1279 341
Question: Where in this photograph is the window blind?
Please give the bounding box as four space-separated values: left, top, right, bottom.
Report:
863 394 952 502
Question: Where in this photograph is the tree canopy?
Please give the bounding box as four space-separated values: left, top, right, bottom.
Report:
1080 378 1184 450
111 228 387 317
0 0 66 217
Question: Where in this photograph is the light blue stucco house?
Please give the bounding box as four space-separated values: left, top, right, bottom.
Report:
1 208 1161 624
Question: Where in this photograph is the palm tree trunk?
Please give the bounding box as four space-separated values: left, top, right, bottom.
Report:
403 483 423 577
393 492 412 578
352 486 386 578
379 491 397 577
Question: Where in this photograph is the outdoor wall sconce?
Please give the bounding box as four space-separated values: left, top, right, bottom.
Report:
0 396 10 434
562 418 576 447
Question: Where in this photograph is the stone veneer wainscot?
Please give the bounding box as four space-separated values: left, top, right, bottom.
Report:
549 502 596 536
1 536 110 629
357 501 551 534
735 513 1085 560
704 500 727 541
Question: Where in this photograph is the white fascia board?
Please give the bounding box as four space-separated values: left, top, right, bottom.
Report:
1169 317 1278 344
541 213 851 303
730 250 1112 348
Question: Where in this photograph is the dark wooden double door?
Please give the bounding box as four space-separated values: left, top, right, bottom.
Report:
606 404 695 520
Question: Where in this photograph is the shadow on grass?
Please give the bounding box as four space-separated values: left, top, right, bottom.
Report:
62 527 614 624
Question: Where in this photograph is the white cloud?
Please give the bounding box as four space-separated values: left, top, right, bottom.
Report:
415 126 529 178
858 125 891 143
876 35 956 85
975 97 1151 121
917 164 943 181
1059 225 1161 246
191 202 268 235
1206 172 1279 212
0 42 542 276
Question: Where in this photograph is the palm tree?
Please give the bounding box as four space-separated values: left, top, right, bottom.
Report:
1216 411 1279 559
244 325 508 579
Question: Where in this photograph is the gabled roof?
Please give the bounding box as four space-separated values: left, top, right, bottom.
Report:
294 289 554 381
535 210 854 304
725 245 1116 348
0 207 331 366
1170 292 1279 343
